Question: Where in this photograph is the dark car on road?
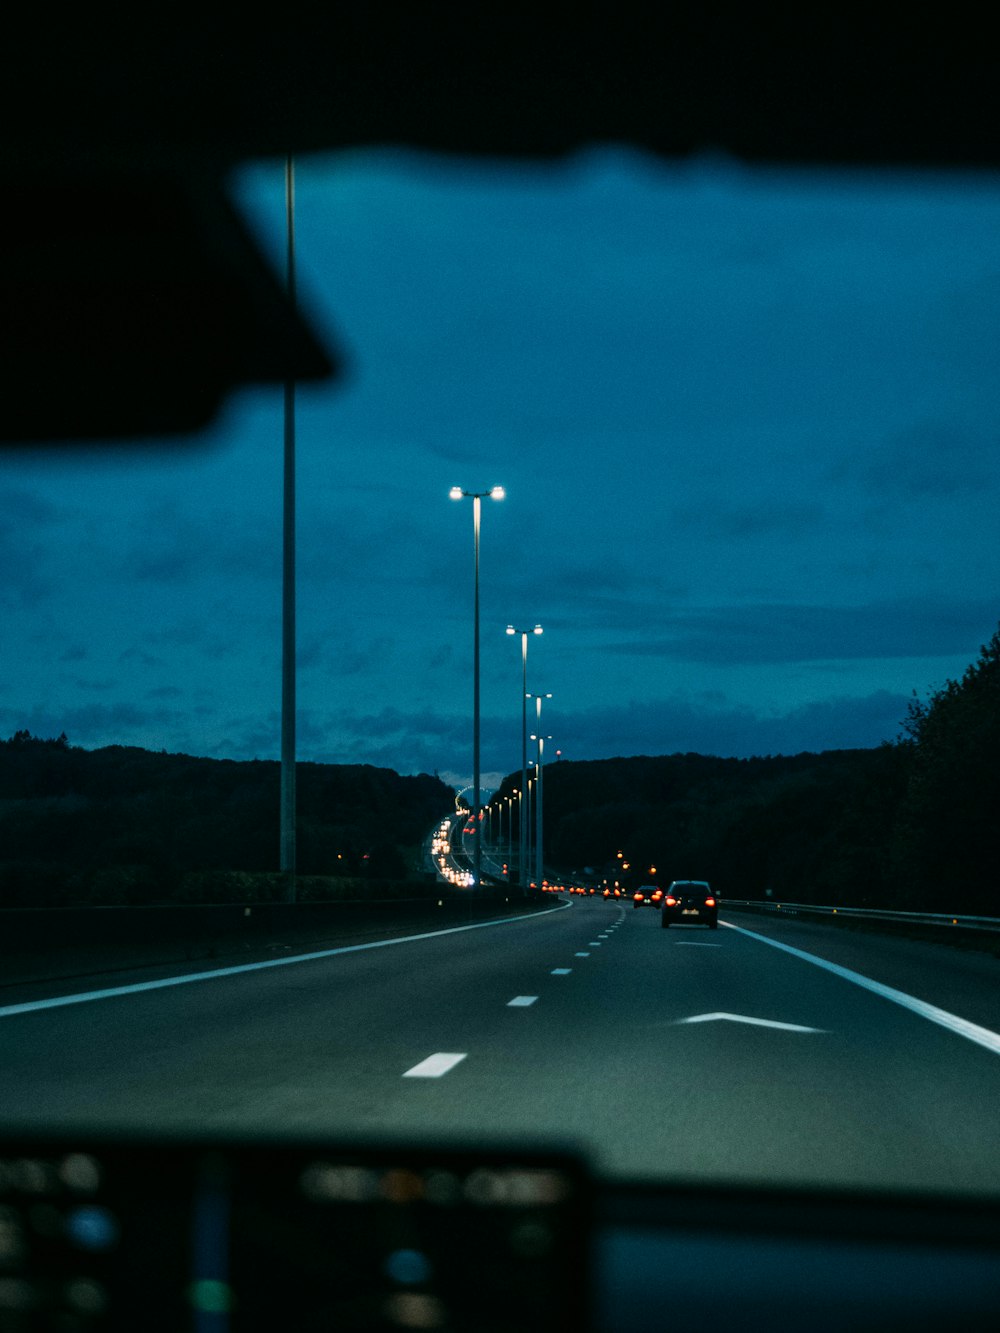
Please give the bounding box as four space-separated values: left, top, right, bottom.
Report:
661 881 718 928
632 885 663 909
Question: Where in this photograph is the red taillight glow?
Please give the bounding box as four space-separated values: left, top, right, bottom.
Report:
652 891 662 900
705 897 716 907
633 893 642 900
665 896 677 906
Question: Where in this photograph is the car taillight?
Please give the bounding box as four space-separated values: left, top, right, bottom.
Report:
705 897 716 907
665 896 677 906
633 893 642 901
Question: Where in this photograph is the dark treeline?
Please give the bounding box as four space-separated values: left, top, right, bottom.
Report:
0 738 454 907
495 627 999 916
5 629 996 914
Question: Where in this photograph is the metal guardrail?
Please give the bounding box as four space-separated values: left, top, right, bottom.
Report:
722 899 1000 934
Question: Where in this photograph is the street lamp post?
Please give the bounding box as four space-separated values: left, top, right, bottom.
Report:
508 792 517 877
451 486 505 890
280 155 297 899
531 732 553 889
525 776 534 882
506 624 542 892
527 689 552 887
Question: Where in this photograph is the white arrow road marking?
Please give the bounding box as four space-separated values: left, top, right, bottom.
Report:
507 996 538 1007
723 921 1000 1056
403 1053 467 1078
676 1012 825 1032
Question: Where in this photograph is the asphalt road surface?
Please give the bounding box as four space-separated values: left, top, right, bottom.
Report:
2 900 999 1197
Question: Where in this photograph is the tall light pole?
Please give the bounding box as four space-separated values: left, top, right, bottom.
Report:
451 485 505 889
531 732 553 888
525 775 534 882
507 791 517 877
280 154 297 899
527 690 552 888
506 624 542 892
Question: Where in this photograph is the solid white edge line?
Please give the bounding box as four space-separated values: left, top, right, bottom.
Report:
507 996 538 1007
722 921 1000 1056
0 902 574 1019
403 1052 467 1078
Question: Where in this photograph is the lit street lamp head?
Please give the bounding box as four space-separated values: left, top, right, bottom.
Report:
450 486 506 501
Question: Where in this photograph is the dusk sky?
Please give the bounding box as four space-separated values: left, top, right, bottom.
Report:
3 146 999 794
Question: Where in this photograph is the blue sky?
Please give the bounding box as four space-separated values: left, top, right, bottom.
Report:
3 147 998 791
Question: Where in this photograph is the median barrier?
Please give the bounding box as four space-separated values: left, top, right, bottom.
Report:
722 899 1000 938
0 893 553 988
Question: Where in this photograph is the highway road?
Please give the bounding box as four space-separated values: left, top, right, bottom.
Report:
2 900 999 1197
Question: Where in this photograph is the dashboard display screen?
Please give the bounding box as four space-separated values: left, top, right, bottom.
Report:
0 1139 590 1331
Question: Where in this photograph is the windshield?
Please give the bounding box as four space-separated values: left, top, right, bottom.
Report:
2 148 999 1205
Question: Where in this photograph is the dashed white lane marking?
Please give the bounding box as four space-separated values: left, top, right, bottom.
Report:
723 921 1000 1057
507 996 538 1007
551 969 572 976
675 942 722 947
574 951 591 957
0 902 574 1020
588 942 602 946
403 1053 467 1078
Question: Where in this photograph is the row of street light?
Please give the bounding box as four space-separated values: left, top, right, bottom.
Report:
451 486 551 890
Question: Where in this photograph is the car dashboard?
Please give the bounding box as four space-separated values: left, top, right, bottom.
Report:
1 1134 997 1331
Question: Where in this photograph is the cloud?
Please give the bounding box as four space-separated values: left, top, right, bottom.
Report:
0 488 65 526
0 487 61 606
670 500 827 539
127 504 283 586
599 596 999 665
561 688 910 762
145 621 245 661
318 636 397 678
241 684 913 778
833 422 998 499
120 647 163 668
0 701 183 750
